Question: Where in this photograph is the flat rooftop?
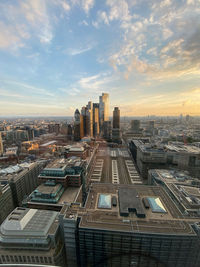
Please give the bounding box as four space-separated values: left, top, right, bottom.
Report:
64 183 197 235
0 207 58 237
150 169 195 185
165 144 200 154
44 157 82 170
150 169 200 213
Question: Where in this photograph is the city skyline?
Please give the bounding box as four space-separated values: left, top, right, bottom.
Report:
0 0 200 116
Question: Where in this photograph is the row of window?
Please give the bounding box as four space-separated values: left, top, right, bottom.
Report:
0 254 53 264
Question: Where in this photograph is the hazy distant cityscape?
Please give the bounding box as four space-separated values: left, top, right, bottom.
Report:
1 0 200 266
0 91 199 266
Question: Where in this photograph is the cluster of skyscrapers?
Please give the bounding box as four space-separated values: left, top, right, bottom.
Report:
74 93 121 142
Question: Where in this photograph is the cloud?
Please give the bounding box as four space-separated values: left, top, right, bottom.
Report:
70 0 94 14
2 80 55 97
82 0 95 14
66 45 94 56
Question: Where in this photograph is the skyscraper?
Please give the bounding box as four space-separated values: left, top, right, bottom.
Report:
113 107 120 129
86 101 93 137
81 106 87 136
99 93 109 129
93 103 100 137
0 132 3 156
112 107 121 143
74 109 81 141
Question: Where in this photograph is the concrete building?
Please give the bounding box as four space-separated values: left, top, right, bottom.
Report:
135 143 200 179
59 183 200 267
148 169 200 217
0 183 14 224
0 207 65 266
38 158 86 189
0 162 44 206
99 93 109 129
25 180 82 212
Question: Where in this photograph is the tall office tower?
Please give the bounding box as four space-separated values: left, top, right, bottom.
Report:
0 132 3 156
113 107 120 129
80 114 84 139
81 107 87 136
112 107 121 143
74 109 81 141
99 93 109 129
131 120 141 132
93 103 100 137
86 102 93 137
67 124 73 140
103 121 111 140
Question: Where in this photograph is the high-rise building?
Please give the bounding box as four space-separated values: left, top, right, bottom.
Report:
99 93 109 129
81 107 87 136
0 132 3 156
103 121 111 140
93 103 100 137
112 107 121 143
86 102 93 137
80 114 84 139
74 109 81 141
113 107 120 129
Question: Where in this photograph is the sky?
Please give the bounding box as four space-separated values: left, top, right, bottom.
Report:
0 0 200 116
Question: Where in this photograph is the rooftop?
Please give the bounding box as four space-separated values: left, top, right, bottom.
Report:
0 207 58 237
64 183 197 235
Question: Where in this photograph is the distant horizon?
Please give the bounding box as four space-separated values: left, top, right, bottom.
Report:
0 1 200 116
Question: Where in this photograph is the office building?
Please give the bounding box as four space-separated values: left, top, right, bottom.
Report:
86 102 93 137
0 132 3 156
60 183 200 267
93 103 100 137
103 121 111 140
0 162 44 206
136 143 200 179
25 180 82 212
0 207 65 266
113 107 120 129
0 183 14 224
38 158 86 189
81 107 87 136
99 93 109 128
148 169 200 217
112 107 121 143
74 109 81 141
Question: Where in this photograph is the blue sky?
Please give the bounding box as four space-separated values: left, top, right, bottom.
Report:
0 0 200 116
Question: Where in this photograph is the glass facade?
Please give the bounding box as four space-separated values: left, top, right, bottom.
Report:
78 229 200 267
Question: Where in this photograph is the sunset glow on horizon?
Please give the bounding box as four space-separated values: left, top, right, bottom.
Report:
0 0 200 116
